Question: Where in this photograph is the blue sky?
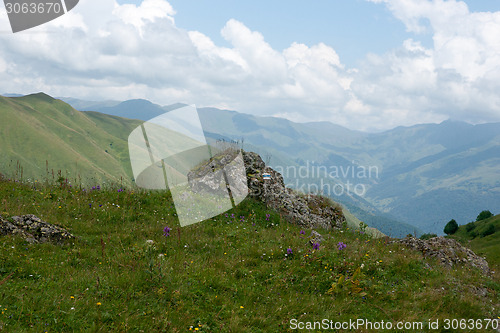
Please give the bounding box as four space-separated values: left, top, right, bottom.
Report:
1 0 500 131
116 0 499 66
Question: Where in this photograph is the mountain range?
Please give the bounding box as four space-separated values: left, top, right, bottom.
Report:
1 93 498 236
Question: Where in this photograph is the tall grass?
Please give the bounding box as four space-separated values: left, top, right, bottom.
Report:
0 175 499 332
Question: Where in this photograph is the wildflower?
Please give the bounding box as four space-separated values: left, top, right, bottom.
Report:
265 214 270 221
312 243 320 250
70 296 74 299
287 248 293 255
163 226 171 237
96 302 101 306
337 242 347 251
300 230 305 235
240 306 244 309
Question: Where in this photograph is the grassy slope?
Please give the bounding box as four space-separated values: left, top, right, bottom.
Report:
0 178 498 332
450 214 500 269
0 94 142 186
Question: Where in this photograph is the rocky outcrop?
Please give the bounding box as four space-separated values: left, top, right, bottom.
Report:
0 214 75 244
187 149 248 198
187 150 345 230
396 236 490 275
243 151 345 230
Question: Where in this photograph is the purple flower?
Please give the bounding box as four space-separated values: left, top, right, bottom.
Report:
117 189 124 193
337 242 347 251
163 226 171 237
300 230 305 235
265 214 270 221
312 242 320 250
287 248 293 255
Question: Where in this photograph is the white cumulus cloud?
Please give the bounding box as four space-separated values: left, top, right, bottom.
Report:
0 0 499 131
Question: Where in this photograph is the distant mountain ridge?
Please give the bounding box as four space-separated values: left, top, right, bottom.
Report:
3 93 498 236
0 93 141 186
59 95 499 235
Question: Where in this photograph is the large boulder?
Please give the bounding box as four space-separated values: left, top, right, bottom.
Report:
243 151 345 230
186 150 345 230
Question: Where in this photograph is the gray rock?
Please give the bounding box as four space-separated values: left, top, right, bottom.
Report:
0 214 74 244
243 152 345 230
309 230 324 246
186 150 345 230
395 236 490 275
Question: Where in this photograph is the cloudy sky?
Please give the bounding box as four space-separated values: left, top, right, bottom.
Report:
1 0 500 131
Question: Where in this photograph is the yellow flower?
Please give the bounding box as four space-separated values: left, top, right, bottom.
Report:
240 306 244 309
96 302 101 306
70 296 74 299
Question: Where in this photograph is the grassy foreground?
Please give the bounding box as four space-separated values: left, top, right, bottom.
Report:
0 176 499 332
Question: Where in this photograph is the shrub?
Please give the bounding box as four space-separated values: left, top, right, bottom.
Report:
481 224 495 238
465 222 476 233
420 233 437 240
444 219 458 235
476 210 493 222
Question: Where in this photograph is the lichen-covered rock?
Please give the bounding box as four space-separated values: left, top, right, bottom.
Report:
396 236 490 275
186 150 345 230
0 214 74 244
187 149 248 198
243 151 345 230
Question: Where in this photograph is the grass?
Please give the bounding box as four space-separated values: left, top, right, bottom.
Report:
0 175 499 332
0 93 141 187
449 214 500 270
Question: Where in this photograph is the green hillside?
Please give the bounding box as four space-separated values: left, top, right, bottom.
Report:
0 177 499 331
449 214 500 268
0 93 142 186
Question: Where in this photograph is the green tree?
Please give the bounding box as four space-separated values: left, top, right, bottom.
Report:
444 219 458 235
476 210 493 221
